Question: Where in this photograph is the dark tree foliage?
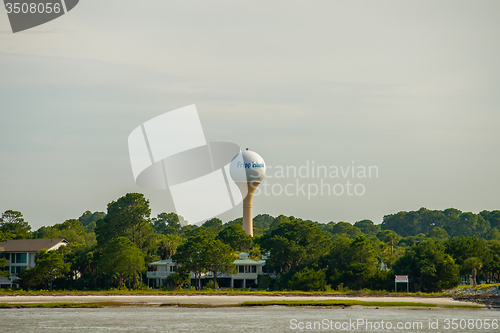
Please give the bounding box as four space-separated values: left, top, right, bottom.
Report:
98 237 145 290
151 212 183 235
289 268 327 291
0 210 31 240
95 193 155 254
216 224 253 253
382 207 490 238
444 237 487 275
354 219 381 235
202 218 224 235
376 230 401 256
484 240 500 282
226 214 284 235
260 219 332 274
78 211 106 232
319 222 364 239
18 249 70 291
393 240 460 292
321 235 380 290
480 210 500 230
427 227 449 240
172 236 209 290
5 201 500 292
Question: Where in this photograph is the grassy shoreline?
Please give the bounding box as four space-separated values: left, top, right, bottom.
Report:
0 302 124 309
0 300 484 309
0 289 451 298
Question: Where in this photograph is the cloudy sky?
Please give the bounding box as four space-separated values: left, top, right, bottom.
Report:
1 1 499 229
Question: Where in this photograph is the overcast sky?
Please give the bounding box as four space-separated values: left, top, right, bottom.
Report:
1 1 499 230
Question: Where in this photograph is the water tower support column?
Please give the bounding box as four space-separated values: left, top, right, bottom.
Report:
237 182 260 237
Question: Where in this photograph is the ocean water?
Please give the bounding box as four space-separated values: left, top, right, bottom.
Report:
0 307 498 332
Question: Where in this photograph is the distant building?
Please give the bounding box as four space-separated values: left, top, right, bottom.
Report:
147 252 266 289
0 238 68 288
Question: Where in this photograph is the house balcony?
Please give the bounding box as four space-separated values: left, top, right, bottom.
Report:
147 271 169 279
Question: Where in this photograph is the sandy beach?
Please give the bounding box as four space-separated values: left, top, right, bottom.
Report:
0 294 468 306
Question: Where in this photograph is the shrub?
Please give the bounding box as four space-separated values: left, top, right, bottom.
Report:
289 268 327 291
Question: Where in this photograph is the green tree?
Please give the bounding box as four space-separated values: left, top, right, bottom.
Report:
267 214 290 231
354 219 381 235
463 257 483 288
34 249 71 291
427 227 449 240
78 211 106 232
394 240 459 292
202 218 224 234
343 236 378 288
98 237 145 290
34 219 95 247
289 268 327 291
157 234 184 259
0 210 31 239
444 236 487 277
376 230 402 256
486 228 500 241
95 193 154 253
325 222 364 239
18 266 45 290
216 224 253 252
65 245 99 289
260 219 332 274
151 212 184 235
204 238 237 289
173 236 209 290
381 211 420 237
95 193 155 285
484 241 500 282
480 210 500 230
165 272 189 290
0 257 9 279
369 236 393 271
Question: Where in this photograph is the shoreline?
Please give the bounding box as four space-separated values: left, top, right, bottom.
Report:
0 294 475 307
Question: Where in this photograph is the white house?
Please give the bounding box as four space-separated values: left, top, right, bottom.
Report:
147 252 266 289
0 238 68 288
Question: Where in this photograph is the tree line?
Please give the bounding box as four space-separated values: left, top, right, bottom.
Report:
1 196 499 292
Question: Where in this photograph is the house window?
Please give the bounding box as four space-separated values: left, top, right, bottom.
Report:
5 253 10 261
238 266 244 273
14 253 27 264
11 266 16 274
251 266 257 273
16 266 26 274
169 266 176 272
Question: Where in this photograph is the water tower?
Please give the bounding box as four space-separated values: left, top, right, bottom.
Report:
230 148 266 236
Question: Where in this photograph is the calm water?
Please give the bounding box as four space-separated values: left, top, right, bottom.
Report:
0 307 498 332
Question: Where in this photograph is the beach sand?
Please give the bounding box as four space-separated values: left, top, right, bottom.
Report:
0 294 467 306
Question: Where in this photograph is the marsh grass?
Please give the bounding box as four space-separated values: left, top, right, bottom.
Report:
0 302 128 308
0 289 450 297
238 300 438 307
442 304 484 309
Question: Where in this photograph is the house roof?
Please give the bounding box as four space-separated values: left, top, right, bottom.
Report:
149 258 174 265
148 254 267 266
0 239 67 252
234 258 262 265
